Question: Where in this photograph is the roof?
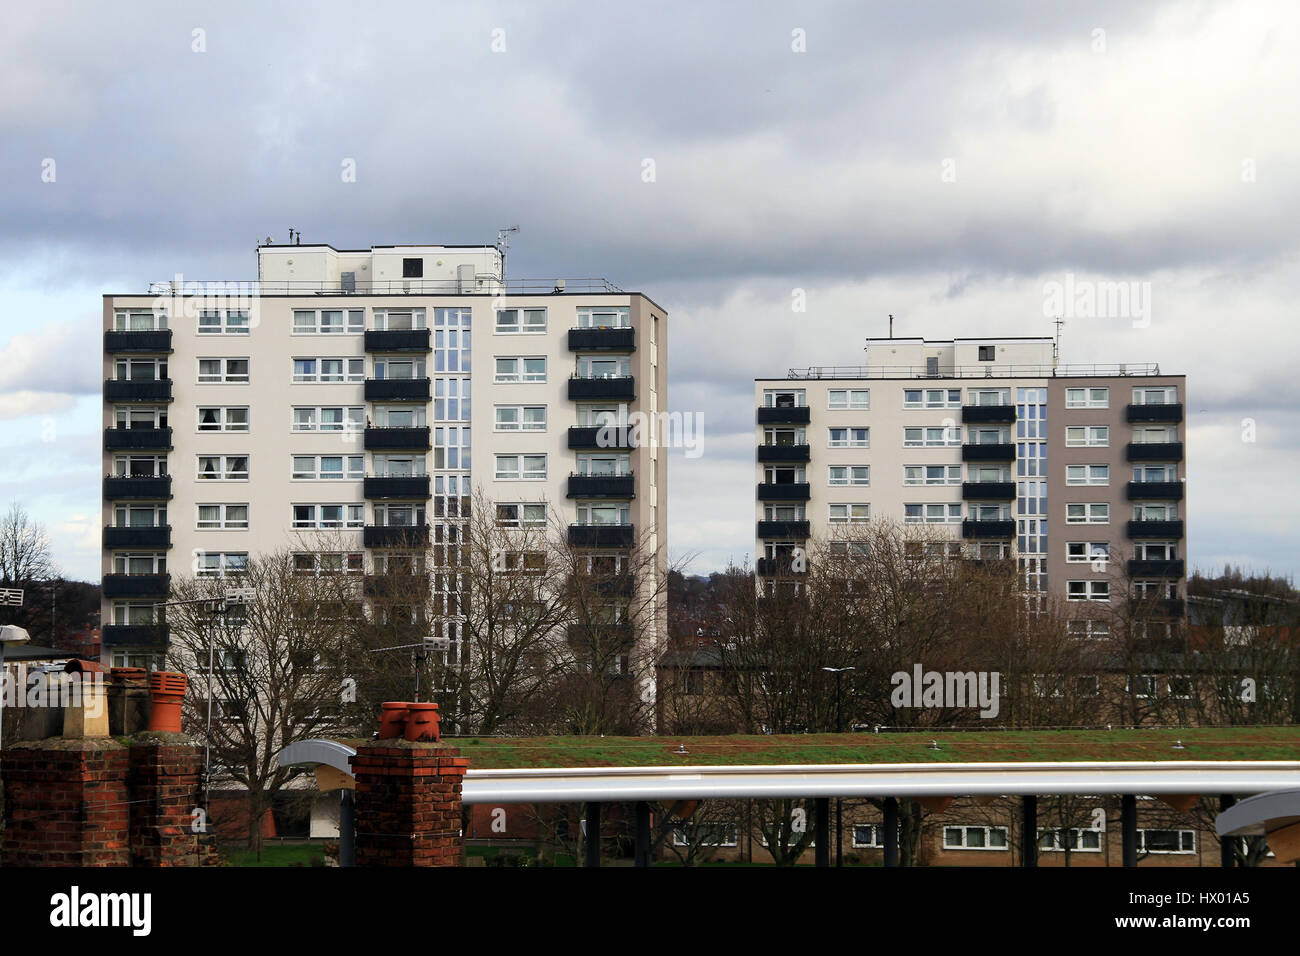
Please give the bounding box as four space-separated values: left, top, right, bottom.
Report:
0 644 79 662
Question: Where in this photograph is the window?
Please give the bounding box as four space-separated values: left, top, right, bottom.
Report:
576 501 631 526
904 503 962 524
852 825 883 848
197 455 249 480
292 406 364 432
114 310 167 331
828 541 872 558
293 357 365 383
1038 828 1103 853
291 455 363 480
1066 426 1109 447
1134 464 1177 482
115 358 167 382
113 406 168 429
903 389 961 409
828 503 870 523
763 426 805 446
828 389 869 409
1128 674 1157 698
1133 503 1176 520
292 309 364 334
373 309 426 330
197 406 249 432
1132 386 1177 405
198 358 249 383
904 465 961 485
904 426 960 447
496 503 547 528
1066 542 1109 563
293 552 365 576
578 454 631 477
576 306 630 328
672 823 738 847
196 552 249 576
400 257 424 278
1066 503 1109 524
495 455 547 480
1138 829 1196 854
576 355 631 379
1066 387 1109 408
944 825 1007 849
1067 580 1111 602
373 503 425 528
762 389 805 408
828 465 870 486
977 346 996 362
113 504 167 528
197 310 249 334
495 356 547 383
111 552 167 575
1133 425 1179 444
292 504 365 529
1067 620 1110 640
1066 464 1109 485
197 504 249 530
371 406 426 428
828 427 869 448
494 405 547 431
373 454 426 477
495 308 547 334
1134 541 1178 560
372 357 425 381
969 388 1009 405
112 455 167 477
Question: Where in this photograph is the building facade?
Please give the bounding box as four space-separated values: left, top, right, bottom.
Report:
101 242 667 674
754 336 1186 633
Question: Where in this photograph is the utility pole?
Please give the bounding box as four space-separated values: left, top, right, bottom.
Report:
823 665 855 866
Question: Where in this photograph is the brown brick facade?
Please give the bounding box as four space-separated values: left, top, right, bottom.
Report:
351 740 469 867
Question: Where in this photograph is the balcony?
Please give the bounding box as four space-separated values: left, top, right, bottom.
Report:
101 573 171 600
567 622 634 646
363 525 430 549
104 330 172 353
363 426 431 451
567 474 635 498
1126 403 1184 424
756 557 807 577
104 379 173 403
961 443 1015 462
104 427 173 451
756 482 811 501
568 524 636 548
1127 442 1183 462
961 519 1015 539
568 425 635 450
363 476 431 499
568 327 635 351
364 329 431 352
1127 559 1186 578
757 444 811 464
757 406 811 425
103 525 172 549
961 404 1016 424
1126 481 1183 501
1129 597 1187 618
961 481 1015 500
756 520 810 539
362 572 426 599
364 378 432 402
101 624 169 648
103 476 172 499
568 376 636 401
1127 519 1184 539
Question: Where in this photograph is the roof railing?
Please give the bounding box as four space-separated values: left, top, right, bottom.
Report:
144 277 626 296
785 363 1162 379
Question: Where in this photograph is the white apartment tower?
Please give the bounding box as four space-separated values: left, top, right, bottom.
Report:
101 241 667 674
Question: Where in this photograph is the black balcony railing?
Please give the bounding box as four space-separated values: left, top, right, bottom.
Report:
104 329 172 353
962 443 1016 462
568 524 635 548
362 572 426 599
364 329 432 352
1127 519 1184 539
103 525 172 549
363 525 430 548
363 476 432 499
756 482 811 501
568 327 635 351
1127 442 1183 462
1129 597 1187 618
757 406 811 425
568 376 636 401
567 474 635 498
364 378 432 402
104 379 173 403
363 426 431 451
756 557 807 576
1126 481 1184 500
961 404 1016 424
961 519 1016 539
961 481 1016 500
101 573 171 599
568 425 635 449
101 624 169 647
104 427 173 451
103 476 172 499
757 444 811 463
756 519 810 539
1126 403 1184 424
1128 559 1185 578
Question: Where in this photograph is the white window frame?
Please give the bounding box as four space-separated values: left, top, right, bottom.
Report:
290 455 364 480
495 454 548 481
292 406 365 432
904 464 962 485
1066 464 1109 485
495 308 547 334
196 503 249 530
197 406 249 432
197 357 250 384
292 309 364 334
1066 503 1110 524
1066 425 1109 447
828 465 870 486
943 826 1009 850
197 455 249 481
1066 541 1109 564
291 504 365 530
494 356 548 383
828 503 870 524
197 309 249 335
1067 580 1111 602
827 389 870 410
292 357 366 384
1065 387 1109 408
494 405 547 432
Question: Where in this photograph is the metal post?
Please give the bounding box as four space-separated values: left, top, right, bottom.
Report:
836 799 843 867
203 608 218 808
1219 795 1236 868
815 797 830 867
584 802 601 868
339 789 355 868
635 800 651 867
883 797 899 867
0 643 6 752
1022 796 1037 867
1121 795 1137 867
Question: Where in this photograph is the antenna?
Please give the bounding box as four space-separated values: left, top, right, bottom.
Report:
1053 317 1065 369
889 313 894 339
497 226 520 281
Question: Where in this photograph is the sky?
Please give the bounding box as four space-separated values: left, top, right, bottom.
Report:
1 0 1297 583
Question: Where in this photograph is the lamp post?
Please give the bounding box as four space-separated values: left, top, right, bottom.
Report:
822 665 855 867
0 623 32 752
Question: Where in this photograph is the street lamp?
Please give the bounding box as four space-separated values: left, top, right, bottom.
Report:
0 624 32 751
822 665 856 867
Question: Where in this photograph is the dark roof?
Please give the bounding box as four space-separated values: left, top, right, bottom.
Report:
1 644 79 662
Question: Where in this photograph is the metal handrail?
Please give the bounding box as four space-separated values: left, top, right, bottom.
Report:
146 277 625 295
786 363 1162 379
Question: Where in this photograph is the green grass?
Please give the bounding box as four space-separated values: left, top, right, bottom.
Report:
221 842 327 867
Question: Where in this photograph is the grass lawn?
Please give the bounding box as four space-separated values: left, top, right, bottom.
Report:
220 842 328 867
